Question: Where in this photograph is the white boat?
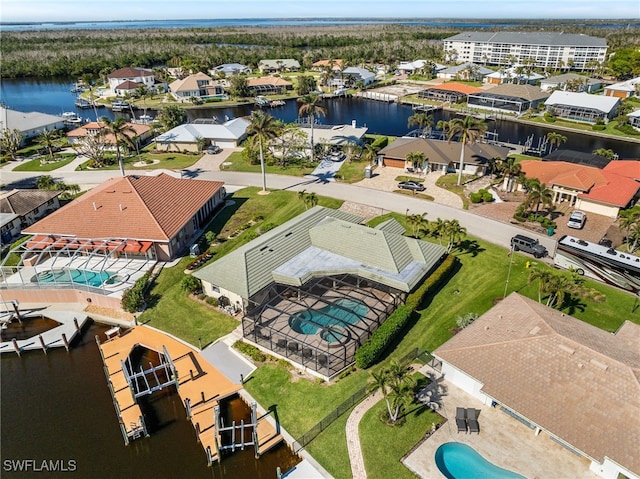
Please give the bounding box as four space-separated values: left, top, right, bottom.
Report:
254 96 269 107
62 111 83 124
138 114 154 124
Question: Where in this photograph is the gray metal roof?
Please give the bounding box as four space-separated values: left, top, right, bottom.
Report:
375 218 407 236
444 31 607 47
545 91 620 114
0 107 65 135
438 63 493 76
540 73 601 86
193 207 446 296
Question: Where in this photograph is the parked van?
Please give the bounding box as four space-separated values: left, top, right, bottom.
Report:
511 234 547 258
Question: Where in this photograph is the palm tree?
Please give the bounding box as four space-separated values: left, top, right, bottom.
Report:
407 112 433 137
546 132 567 153
406 213 428 238
360 143 379 165
447 115 488 186
442 219 467 253
368 368 393 421
37 128 60 162
528 267 554 303
436 120 450 140
620 211 640 253
524 181 554 220
297 93 327 162
405 151 426 173
499 157 522 192
99 117 137 176
247 110 280 193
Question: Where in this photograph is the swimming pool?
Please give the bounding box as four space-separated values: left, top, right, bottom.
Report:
435 442 526 479
289 298 368 336
33 269 113 288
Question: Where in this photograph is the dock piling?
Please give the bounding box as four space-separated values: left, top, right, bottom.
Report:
12 338 20 357
62 333 70 352
73 317 80 331
39 334 47 354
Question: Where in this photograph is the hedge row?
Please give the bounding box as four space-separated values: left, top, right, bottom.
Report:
355 254 457 368
121 272 151 313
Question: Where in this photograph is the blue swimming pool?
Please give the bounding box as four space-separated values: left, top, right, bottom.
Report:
33 269 113 288
435 442 526 479
289 298 368 337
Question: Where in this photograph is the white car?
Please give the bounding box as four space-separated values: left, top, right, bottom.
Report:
567 211 586 229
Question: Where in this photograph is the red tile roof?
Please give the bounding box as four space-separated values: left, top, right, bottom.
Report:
520 160 640 207
66 122 151 143
115 80 144 90
604 160 640 180
23 174 224 241
107 67 154 79
426 82 483 95
246 76 292 87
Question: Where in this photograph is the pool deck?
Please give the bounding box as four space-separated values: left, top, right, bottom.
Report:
97 325 282 463
403 364 599 479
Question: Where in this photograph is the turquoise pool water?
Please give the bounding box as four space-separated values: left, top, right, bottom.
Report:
33 269 113 288
435 443 526 479
289 298 368 338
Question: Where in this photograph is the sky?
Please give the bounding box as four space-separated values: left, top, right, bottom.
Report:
1 0 639 23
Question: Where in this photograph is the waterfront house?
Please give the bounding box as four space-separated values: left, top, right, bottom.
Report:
66 121 152 147
113 80 144 97
417 82 483 103
603 76 640 99
311 59 344 72
257 59 301 74
378 137 511 175
0 106 66 142
519 159 640 218
396 60 431 75
297 123 368 147
107 67 157 95
467 84 549 115
539 73 602 93
340 67 376 86
544 91 620 124
210 63 252 77
155 118 250 151
443 32 608 71
22 174 226 262
0 189 62 244
434 292 640 479
629 110 640 131
193 206 446 379
246 76 294 95
436 63 493 81
169 73 226 102
483 66 545 86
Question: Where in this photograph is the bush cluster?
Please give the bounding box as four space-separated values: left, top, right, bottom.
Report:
469 188 495 204
370 136 388 150
355 254 457 368
233 340 267 362
186 251 214 270
121 272 151 313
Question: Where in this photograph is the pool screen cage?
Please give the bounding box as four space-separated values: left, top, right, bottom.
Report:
242 274 406 378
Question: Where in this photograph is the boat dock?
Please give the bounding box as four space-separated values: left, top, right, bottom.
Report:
96 325 282 464
0 308 89 355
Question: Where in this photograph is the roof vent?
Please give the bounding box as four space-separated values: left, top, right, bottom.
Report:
92 202 97 211
558 344 575 355
590 359 608 371
529 326 540 335
119 204 125 211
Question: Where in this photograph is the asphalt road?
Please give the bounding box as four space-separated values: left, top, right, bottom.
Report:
0 166 557 257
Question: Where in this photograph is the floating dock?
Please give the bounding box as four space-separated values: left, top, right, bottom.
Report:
96 325 282 464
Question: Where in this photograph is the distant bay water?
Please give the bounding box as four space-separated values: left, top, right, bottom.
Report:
1 18 638 32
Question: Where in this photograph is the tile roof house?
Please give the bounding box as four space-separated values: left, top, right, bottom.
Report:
22 174 226 261
66 121 152 146
434 293 640 479
113 80 144 97
0 189 62 243
257 59 300 74
311 59 345 71
378 137 511 175
169 72 226 101
519 160 640 218
544 91 620 123
155 118 250 150
107 67 156 93
246 76 294 95
0 107 66 141
467 84 550 114
418 82 483 103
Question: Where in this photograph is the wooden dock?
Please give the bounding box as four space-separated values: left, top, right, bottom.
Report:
0 311 89 355
97 325 282 463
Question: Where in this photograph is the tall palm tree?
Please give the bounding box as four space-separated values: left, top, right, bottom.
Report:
546 132 567 153
499 157 522 192
37 128 60 162
100 117 136 176
528 267 554 303
436 120 450 140
620 211 640 253
405 151 426 172
247 110 280 193
407 112 433 137
406 213 428 238
447 115 488 186
297 93 327 162
524 181 554 220
442 219 467 253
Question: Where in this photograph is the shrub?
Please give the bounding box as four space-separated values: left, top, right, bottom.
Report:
456 312 478 329
233 340 267 362
469 192 483 203
205 296 218 307
370 136 388 150
355 255 457 368
181 275 202 293
481 190 494 202
121 272 150 313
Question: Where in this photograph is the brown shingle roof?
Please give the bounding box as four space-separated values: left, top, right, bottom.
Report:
107 67 154 79
23 174 224 241
0 190 61 216
379 137 511 166
435 293 640 476
479 83 550 101
246 76 293 87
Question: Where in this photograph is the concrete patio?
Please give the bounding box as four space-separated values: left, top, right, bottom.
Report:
403 365 599 479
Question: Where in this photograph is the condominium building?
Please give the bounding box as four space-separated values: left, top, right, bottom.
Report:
443 32 607 71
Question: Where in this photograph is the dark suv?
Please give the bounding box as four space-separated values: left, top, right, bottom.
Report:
511 234 547 258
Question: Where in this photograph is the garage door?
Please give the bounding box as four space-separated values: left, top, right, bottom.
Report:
383 158 404 168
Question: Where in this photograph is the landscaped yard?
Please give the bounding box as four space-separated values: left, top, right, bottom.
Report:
76 150 201 171
12 154 76 171
139 193 639 479
222 151 316 176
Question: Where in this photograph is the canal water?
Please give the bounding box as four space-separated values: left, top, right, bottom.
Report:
1 77 638 158
0 322 299 479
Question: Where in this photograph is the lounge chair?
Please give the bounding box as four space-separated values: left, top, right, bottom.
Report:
466 408 480 434
276 338 287 350
287 341 299 354
456 407 467 433
302 347 314 359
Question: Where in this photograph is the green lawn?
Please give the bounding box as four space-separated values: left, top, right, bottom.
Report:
76 151 201 171
222 151 316 176
12 155 76 172
524 116 640 140
139 188 342 346
435 173 474 209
